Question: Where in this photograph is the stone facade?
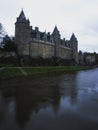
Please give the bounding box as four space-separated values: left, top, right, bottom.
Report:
78 51 96 65
15 10 78 63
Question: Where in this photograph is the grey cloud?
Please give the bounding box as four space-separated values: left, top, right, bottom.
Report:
0 0 98 52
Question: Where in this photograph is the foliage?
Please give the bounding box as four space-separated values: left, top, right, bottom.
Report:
2 35 16 52
0 57 19 67
0 23 7 38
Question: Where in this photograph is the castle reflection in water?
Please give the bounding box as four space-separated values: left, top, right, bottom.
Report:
0 73 78 129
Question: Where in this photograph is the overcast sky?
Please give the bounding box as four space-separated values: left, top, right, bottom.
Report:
0 0 98 52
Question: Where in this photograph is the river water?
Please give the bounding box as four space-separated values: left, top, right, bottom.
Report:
0 68 98 130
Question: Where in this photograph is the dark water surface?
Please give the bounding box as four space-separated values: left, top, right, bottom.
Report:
0 68 98 130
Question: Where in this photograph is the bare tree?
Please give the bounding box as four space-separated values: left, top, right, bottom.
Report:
0 23 7 38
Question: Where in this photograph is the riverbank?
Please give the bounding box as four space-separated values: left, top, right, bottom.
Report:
0 66 94 80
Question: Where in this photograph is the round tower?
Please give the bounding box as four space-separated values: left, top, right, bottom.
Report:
15 10 31 56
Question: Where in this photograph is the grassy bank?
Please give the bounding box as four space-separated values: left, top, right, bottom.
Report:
0 66 92 79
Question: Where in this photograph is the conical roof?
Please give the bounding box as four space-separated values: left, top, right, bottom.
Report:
19 10 26 20
52 26 60 35
70 33 77 42
17 10 27 22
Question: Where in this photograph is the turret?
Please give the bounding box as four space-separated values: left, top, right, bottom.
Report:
52 26 61 58
70 33 78 52
15 10 31 56
70 33 78 63
52 26 60 36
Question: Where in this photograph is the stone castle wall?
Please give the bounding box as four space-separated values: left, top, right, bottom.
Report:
29 40 73 59
19 38 73 60
60 46 72 59
15 10 78 63
30 40 55 58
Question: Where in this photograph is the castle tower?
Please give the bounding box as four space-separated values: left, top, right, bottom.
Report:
15 10 31 56
52 26 61 58
70 33 78 63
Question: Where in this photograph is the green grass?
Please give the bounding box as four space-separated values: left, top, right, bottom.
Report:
1 67 22 79
22 66 88 74
0 66 91 79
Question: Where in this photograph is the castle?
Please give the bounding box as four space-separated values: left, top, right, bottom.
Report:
15 10 78 64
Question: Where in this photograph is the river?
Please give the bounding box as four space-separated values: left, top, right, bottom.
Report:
0 68 98 130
